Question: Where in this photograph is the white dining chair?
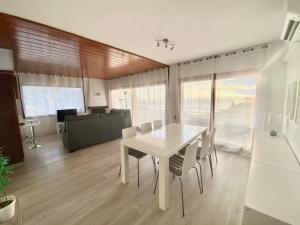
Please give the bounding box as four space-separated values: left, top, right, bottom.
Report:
178 132 213 193
153 119 163 130
140 122 152 134
195 128 207 141
153 140 202 217
197 133 214 179
140 122 157 173
209 127 218 163
119 127 156 187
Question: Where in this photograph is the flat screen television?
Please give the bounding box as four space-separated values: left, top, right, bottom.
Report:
57 109 77 122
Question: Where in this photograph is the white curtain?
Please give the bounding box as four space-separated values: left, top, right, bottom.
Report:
177 58 214 128
168 59 214 124
173 46 267 153
18 72 83 87
108 68 168 126
254 43 287 132
108 68 167 89
17 72 84 118
215 71 258 152
181 79 212 127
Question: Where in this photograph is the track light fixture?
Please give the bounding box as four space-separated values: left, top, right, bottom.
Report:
156 38 175 51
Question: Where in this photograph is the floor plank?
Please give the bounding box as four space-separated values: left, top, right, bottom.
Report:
8 135 250 225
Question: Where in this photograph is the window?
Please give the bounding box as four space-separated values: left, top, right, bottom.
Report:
181 79 212 127
22 86 84 118
110 84 166 126
180 74 257 152
215 76 257 151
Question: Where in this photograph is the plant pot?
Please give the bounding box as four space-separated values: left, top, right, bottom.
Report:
0 195 16 222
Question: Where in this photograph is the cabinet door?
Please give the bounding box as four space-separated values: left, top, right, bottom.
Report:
0 72 24 163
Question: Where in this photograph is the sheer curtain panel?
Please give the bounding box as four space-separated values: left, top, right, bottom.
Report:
215 71 257 152
174 46 267 154
18 72 84 118
108 68 168 126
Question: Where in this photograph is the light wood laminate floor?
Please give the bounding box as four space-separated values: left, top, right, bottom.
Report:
9 135 250 225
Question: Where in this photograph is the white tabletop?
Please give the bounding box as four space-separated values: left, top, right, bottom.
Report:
121 123 207 158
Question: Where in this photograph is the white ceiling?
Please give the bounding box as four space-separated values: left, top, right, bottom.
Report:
0 0 287 65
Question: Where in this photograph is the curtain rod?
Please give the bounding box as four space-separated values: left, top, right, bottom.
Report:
15 71 82 78
108 66 168 80
176 43 270 66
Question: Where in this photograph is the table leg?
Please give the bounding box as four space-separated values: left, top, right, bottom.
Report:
159 156 169 211
121 143 129 184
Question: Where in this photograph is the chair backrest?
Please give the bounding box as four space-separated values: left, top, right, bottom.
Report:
140 122 152 134
122 126 137 139
199 133 210 157
153 119 163 130
182 140 199 175
209 127 217 145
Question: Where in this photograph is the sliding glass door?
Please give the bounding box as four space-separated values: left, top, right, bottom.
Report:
215 75 257 152
180 73 257 153
110 84 166 126
181 79 212 127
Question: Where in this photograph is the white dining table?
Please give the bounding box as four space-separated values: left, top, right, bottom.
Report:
120 123 207 211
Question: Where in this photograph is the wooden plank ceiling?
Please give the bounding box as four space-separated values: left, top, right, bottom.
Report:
0 13 166 79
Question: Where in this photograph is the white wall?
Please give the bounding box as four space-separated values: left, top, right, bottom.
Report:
261 41 287 127
0 48 14 70
86 78 108 107
288 0 300 15
283 41 300 162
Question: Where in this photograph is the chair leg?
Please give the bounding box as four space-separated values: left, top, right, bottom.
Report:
119 164 121 176
151 156 157 173
137 159 140 188
153 171 159 194
208 151 214 177
193 167 202 194
178 177 185 217
196 161 204 193
214 144 218 163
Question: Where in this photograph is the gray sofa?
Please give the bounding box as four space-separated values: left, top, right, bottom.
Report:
62 109 131 152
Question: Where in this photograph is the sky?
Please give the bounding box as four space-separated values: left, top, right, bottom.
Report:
183 76 257 99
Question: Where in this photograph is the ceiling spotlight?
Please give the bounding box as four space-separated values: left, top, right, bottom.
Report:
155 38 175 51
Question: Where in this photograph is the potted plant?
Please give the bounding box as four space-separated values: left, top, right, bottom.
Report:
0 152 15 222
